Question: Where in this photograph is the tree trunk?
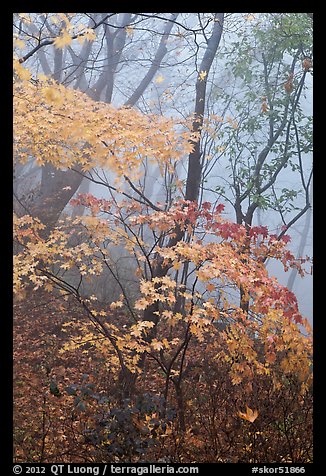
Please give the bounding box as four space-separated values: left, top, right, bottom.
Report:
174 380 186 433
185 13 224 202
119 14 225 398
30 164 83 234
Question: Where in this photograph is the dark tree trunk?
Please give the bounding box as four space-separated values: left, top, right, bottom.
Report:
185 13 224 202
174 380 186 433
30 164 83 234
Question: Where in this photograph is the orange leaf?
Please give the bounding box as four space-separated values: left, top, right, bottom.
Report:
206 283 215 292
238 405 259 423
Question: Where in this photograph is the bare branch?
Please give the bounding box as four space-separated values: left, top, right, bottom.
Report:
124 13 179 107
18 14 116 64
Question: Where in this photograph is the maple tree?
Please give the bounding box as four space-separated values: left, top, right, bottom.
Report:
13 12 313 464
13 13 223 231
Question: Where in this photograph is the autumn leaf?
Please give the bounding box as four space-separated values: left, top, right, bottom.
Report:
151 339 164 351
82 28 96 42
110 300 123 310
284 73 294 93
125 25 134 37
13 60 31 81
244 14 255 21
155 74 165 84
261 101 269 113
238 406 259 423
198 70 207 81
302 57 312 71
42 87 63 105
53 30 73 49
206 283 215 292
172 261 182 271
14 38 25 50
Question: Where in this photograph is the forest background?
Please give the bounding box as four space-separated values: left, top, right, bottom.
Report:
11 12 314 464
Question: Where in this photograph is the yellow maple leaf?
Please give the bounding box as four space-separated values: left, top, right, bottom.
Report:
245 14 255 22
238 406 259 423
83 28 96 42
134 298 149 310
13 60 31 81
110 300 123 310
125 25 134 37
172 261 181 271
198 70 207 81
155 74 165 84
53 30 72 49
42 86 63 105
14 38 25 50
151 339 164 351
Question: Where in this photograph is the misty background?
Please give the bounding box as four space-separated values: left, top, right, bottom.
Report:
13 13 313 322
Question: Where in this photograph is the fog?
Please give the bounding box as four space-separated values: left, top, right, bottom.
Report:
14 13 313 322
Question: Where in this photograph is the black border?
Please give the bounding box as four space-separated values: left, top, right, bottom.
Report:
6 6 321 475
